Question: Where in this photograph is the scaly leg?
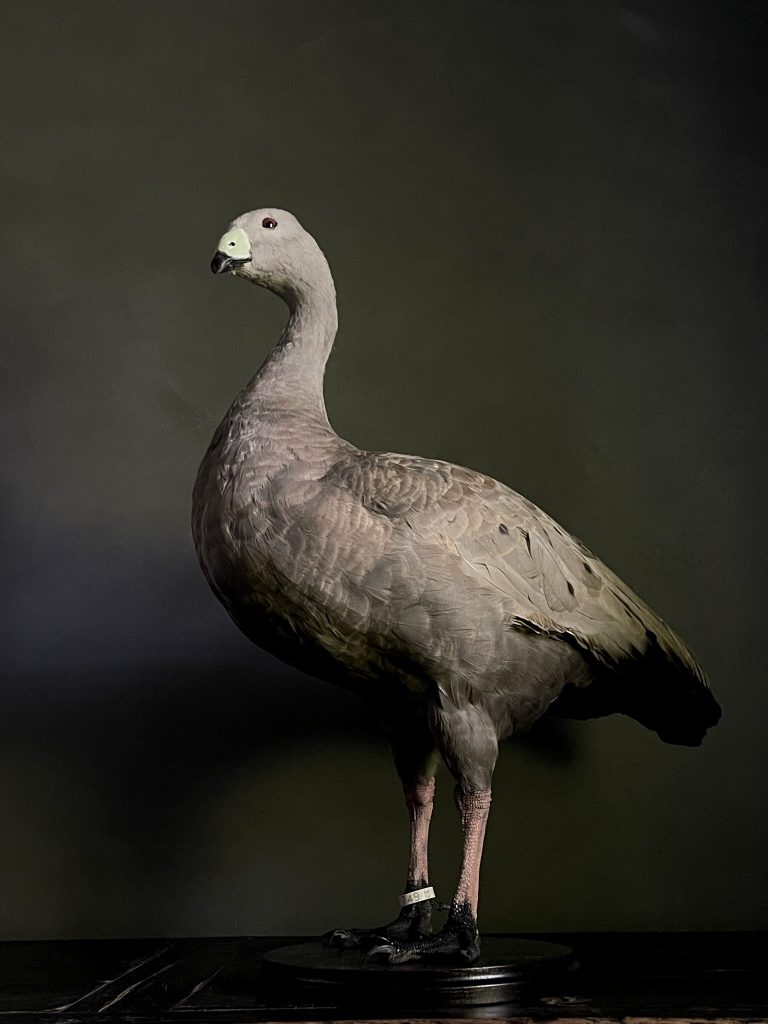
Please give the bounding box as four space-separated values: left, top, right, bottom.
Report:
323 719 440 949
368 785 491 963
445 787 492 955
380 778 437 941
368 698 497 964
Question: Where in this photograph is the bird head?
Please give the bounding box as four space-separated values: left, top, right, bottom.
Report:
210 208 328 302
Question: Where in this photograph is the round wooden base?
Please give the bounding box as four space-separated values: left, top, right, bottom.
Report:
262 936 575 1008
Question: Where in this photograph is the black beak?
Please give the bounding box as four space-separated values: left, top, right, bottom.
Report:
210 251 250 275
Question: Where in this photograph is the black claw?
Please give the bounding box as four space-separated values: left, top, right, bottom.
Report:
365 942 397 962
321 928 359 948
357 900 481 965
321 895 435 952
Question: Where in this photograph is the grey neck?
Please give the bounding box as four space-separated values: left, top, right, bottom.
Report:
246 260 338 424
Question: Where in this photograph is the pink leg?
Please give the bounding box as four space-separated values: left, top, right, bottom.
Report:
368 786 491 964
404 778 435 887
452 788 492 917
323 777 436 950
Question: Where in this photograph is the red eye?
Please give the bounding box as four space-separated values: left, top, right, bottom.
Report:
262 217 277 229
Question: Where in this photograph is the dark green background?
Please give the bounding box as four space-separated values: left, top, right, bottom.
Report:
1 1 765 940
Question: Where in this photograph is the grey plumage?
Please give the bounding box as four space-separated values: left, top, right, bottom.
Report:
194 208 720 962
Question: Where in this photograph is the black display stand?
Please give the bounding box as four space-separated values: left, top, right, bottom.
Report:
1 932 766 1021
262 936 575 1008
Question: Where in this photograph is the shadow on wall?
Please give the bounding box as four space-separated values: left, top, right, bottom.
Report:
1 655 579 939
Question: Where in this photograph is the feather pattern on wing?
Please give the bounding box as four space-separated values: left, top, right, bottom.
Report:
324 451 698 673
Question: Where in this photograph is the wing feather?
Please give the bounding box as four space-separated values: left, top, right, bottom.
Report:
324 450 702 678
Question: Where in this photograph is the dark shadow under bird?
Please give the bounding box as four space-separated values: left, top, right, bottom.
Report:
193 209 721 964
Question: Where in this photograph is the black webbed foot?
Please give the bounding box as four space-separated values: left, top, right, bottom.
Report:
322 894 436 950
365 900 480 964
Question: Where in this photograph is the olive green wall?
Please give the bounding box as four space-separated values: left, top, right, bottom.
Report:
1 1 765 939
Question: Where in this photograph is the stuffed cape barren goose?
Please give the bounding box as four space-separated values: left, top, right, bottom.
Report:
193 208 721 964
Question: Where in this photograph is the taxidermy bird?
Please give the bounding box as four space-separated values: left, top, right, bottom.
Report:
193 208 721 964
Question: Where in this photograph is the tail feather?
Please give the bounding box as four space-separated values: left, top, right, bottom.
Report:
619 642 721 746
551 634 721 746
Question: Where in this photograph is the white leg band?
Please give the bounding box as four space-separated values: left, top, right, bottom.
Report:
399 885 435 908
